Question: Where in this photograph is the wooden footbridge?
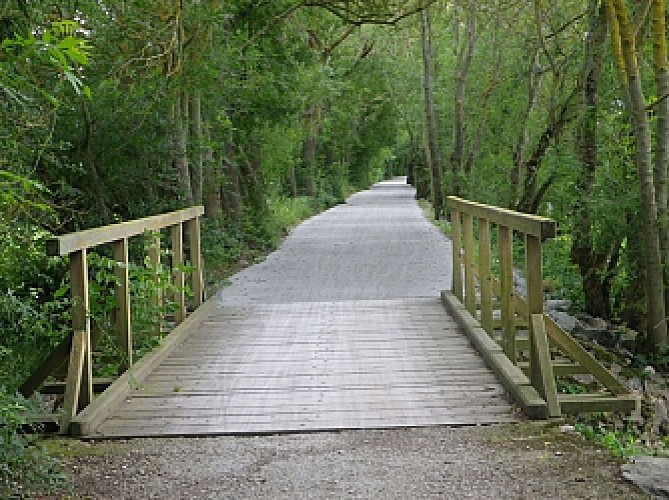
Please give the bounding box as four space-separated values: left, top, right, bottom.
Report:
22 179 638 438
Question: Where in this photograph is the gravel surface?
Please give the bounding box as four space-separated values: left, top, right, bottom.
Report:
216 179 452 306
49 423 647 499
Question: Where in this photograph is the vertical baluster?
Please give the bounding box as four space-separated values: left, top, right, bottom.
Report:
451 209 463 301
526 234 544 391
112 238 132 369
499 225 516 362
463 213 476 315
171 223 186 323
61 249 92 433
187 216 204 307
478 219 493 334
147 232 163 335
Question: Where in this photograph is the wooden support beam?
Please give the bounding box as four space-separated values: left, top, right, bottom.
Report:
446 197 556 240
19 334 71 397
463 213 476 315
526 234 544 392
147 232 163 336
530 314 561 418
478 219 493 334
558 394 639 413
171 223 186 324
542 313 630 395
451 209 463 301
187 216 204 307
498 225 516 362
112 238 132 369
518 361 590 377
59 330 86 434
47 206 205 256
70 249 92 410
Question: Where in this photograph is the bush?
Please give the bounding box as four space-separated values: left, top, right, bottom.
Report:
0 388 66 497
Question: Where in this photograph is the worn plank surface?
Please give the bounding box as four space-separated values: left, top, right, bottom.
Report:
91 178 518 438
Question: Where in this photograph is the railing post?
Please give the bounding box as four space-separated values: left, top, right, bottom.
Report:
171 223 186 323
147 232 163 335
499 225 516 362
112 238 132 369
526 234 545 391
451 209 463 301
187 215 204 307
530 314 561 417
61 249 92 433
463 213 476 315
478 219 493 334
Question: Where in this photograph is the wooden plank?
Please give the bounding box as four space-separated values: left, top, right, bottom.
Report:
147 232 163 336
112 238 132 368
19 333 71 397
526 235 544 392
492 318 529 329
542 314 630 395
60 330 86 434
70 249 92 410
81 298 519 437
446 196 556 240
558 394 639 414
478 218 493 334
498 225 516 362
517 361 590 377
451 209 463 301
530 314 561 418
463 213 476 315
171 223 186 324
40 377 116 395
187 216 204 306
47 206 204 256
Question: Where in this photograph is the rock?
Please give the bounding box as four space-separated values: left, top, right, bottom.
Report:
546 299 572 312
548 310 579 332
572 324 620 348
621 456 669 498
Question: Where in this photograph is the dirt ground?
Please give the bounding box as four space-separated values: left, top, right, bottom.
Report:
35 421 648 499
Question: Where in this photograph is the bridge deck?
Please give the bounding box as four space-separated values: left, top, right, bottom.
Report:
90 179 518 437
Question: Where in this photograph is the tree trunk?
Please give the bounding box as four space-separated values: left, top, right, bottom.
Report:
420 5 443 218
174 91 194 206
221 140 241 221
607 0 667 347
571 2 614 319
190 92 204 205
651 0 669 313
82 99 110 223
203 123 222 219
451 2 476 194
302 107 318 197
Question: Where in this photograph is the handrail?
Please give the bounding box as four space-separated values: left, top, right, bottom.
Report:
47 206 204 256
44 206 205 433
446 197 556 241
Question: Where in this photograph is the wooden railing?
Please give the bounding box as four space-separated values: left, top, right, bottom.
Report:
446 196 637 418
23 206 204 432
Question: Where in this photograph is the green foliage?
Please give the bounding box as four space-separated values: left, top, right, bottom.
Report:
575 421 642 458
0 389 67 497
541 235 584 308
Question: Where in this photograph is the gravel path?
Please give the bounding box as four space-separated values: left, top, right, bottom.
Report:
55 423 646 499
47 179 647 498
216 178 451 305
